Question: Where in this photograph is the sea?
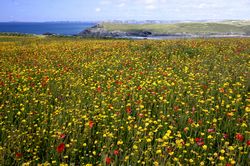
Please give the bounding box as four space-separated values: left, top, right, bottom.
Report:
0 22 96 35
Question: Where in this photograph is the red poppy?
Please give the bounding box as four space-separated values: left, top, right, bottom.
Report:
56 143 65 153
116 81 123 85
97 86 101 93
173 106 179 111
223 133 229 139
60 133 66 139
235 133 244 142
246 140 250 146
226 164 232 166
208 128 215 133
137 86 142 90
219 88 225 93
195 138 204 146
105 157 111 165
197 141 205 146
138 113 144 118
113 150 119 155
89 121 94 128
15 152 22 158
126 107 132 114
195 138 203 142
188 118 194 124
183 128 188 133
0 81 5 87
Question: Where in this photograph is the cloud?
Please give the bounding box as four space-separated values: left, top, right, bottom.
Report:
95 8 101 12
117 3 125 7
100 0 111 5
135 0 167 10
145 5 157 10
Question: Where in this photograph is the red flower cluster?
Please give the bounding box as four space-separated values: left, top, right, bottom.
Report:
207 128 215 133
97 86 102 93
15 152 22 158
246 140 250 146
223 133 229 139
113 149 119 155
60 133 66 139
126 107 132 114
56 143 65 153
195 137 204 146
188 118 194 124
106 157 111 165
89 120 94 128
235 133 244 142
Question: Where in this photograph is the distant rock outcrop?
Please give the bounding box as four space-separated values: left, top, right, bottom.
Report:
43 32 56 36
79 24 153 38
79 24 125 38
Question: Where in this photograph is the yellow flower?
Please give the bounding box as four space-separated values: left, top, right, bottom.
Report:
124 156 129 161
153 161 159 166
228 146 234 151
85 164 92 166
117 140 123 145
220 149 225 154
219 156 224 161
189 159 194 163
246 106 250 112
241 122 247 127
202 145 207 150
156 149 162 154
207 135 213 139
230 159 236 165
169 152 174 156
133 145 138 150
60 163 68 166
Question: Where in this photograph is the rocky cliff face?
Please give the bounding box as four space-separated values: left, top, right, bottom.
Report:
79 24 153 38
79 24 127 38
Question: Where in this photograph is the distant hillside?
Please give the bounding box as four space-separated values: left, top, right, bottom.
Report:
79 20 250 38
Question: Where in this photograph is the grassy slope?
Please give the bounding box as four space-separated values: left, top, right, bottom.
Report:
102 21 250 35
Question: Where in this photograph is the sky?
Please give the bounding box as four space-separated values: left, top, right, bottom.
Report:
0 0 250 22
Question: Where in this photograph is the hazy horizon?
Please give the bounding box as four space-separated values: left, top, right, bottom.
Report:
1 0 250 22
1 19 250 23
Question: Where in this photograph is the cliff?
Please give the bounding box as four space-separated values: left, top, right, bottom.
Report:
79 20 250 38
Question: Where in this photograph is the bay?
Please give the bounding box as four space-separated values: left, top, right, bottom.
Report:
0 22 96 35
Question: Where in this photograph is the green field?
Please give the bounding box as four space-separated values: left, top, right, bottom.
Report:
102 20 250 35
0 36 249 165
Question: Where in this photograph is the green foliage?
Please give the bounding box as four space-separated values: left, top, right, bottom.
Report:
102 21 250 35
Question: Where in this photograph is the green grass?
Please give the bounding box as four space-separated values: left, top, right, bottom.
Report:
102 21 250 35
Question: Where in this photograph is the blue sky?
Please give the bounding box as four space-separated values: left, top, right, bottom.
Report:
1 0 250 21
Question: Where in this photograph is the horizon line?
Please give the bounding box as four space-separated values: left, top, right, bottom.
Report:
1 19 250 23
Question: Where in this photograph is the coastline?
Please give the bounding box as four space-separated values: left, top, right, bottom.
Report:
78 21 250 39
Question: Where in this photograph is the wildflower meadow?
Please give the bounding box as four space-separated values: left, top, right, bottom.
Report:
0 36 249 165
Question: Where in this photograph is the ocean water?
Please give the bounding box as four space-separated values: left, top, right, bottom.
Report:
0 22 96 35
